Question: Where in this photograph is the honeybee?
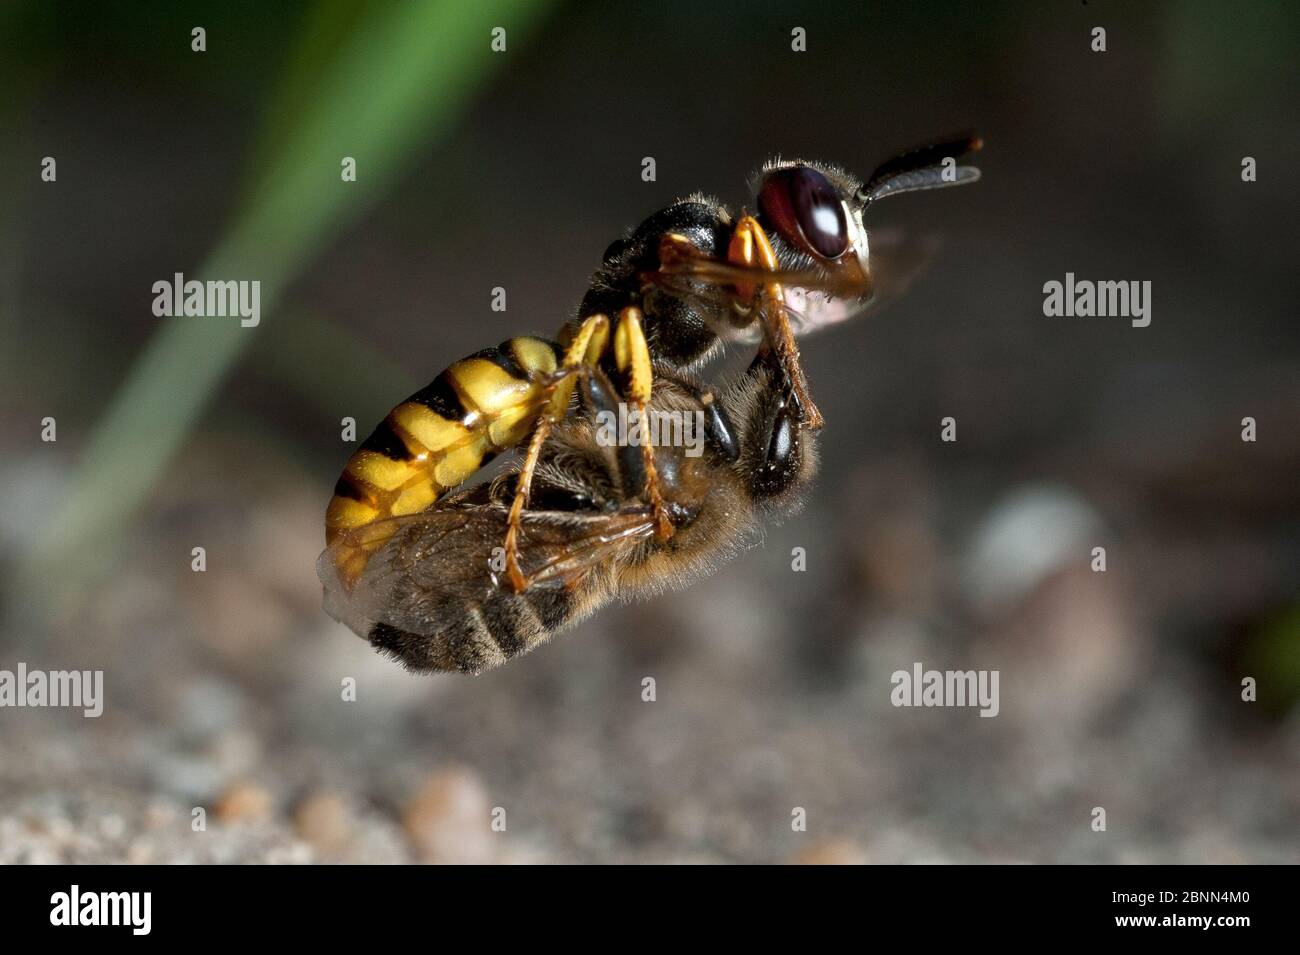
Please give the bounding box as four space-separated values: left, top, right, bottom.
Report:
320 136 981 671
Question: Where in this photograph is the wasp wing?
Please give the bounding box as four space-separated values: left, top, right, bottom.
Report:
317 500 659 640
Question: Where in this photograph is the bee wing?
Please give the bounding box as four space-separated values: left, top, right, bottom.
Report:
317 502 659 639
648 227 940 345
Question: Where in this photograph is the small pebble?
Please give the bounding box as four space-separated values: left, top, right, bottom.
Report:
792 839 866 865
402 767 496 864
215 782 273 822
293 791 353 855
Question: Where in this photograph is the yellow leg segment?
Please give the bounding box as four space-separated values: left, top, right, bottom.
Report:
613 306 674 541
728 215 823 430
503 313 610 592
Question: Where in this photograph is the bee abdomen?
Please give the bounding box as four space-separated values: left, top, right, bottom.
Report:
325 336 563 582
367 588 575 674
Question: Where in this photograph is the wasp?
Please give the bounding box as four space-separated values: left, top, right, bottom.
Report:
319 135 981 672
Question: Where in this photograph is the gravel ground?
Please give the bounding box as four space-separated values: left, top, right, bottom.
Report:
2 435 1295 864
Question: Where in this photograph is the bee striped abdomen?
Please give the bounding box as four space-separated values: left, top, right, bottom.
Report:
325 336 563 582
367 586 577 673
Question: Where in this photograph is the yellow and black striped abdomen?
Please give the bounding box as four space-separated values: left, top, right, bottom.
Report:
326 336 563 582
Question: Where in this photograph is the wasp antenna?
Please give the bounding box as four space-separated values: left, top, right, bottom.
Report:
856 165 981 209
855 133 983 209
864 132 982 188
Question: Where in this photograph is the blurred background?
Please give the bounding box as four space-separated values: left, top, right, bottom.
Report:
0 0 1296 863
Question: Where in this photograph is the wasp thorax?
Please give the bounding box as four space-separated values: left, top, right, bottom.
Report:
758 165 849 260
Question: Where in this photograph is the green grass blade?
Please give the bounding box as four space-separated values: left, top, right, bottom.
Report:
21 0 552 603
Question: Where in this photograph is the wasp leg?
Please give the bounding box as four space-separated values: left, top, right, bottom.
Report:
727 216 824 431
613 306 674 540
502 420 554 593
502 313 610 593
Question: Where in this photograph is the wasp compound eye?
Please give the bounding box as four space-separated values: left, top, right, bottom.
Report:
758 165 849 260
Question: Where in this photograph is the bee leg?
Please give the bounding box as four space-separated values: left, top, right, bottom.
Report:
613 306 675 540
502 314 611 593
649 367 740 462
727 216 824 431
